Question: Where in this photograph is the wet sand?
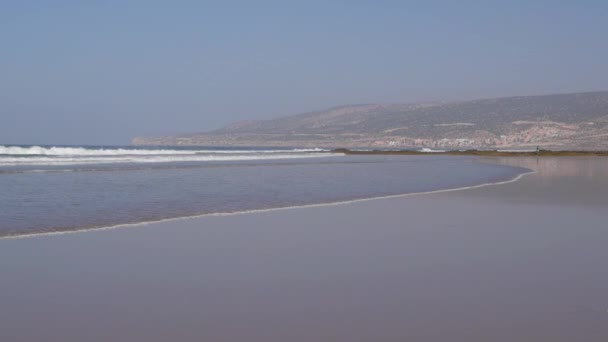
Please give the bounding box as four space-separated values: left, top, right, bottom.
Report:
1 157 607 342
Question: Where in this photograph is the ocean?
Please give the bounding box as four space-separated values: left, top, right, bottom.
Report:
0 145 528 238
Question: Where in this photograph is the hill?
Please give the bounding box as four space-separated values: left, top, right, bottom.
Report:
132 91 608 149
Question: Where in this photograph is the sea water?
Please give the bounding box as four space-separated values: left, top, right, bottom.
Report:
0 145 528 237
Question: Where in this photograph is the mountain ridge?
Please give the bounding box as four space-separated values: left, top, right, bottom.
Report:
133 91 608 150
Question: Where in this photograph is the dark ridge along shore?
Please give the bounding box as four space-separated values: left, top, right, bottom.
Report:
332 148 608 157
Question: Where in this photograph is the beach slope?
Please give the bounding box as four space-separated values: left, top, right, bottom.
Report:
0 157 607 341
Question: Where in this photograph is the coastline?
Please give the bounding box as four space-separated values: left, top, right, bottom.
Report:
332 148 608 157
1 156 606 341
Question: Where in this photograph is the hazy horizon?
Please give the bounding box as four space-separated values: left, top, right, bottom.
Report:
2 1 608 145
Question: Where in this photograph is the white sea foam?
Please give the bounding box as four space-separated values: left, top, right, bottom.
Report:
0 153 339 166
0 145 338 166
0 145 327 156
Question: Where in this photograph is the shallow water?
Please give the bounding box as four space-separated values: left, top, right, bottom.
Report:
0 146 526 237
0 157 606 341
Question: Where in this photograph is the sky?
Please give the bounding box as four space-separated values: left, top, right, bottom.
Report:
1 1 608 145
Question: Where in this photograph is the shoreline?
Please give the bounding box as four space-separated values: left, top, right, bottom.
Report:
0 165 535 241
2 157 607 341
332 148 608 157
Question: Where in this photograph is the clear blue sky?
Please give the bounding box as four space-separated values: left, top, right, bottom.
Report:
2 1 607 145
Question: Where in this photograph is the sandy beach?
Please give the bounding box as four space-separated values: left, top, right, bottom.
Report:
1 157 607 342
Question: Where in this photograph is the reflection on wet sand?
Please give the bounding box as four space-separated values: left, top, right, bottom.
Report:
466 157 608 207
0 157 606 342
483 156 608 179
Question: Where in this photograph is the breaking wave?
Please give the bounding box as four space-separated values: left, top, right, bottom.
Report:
0 145 326 156
0 145 337 167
